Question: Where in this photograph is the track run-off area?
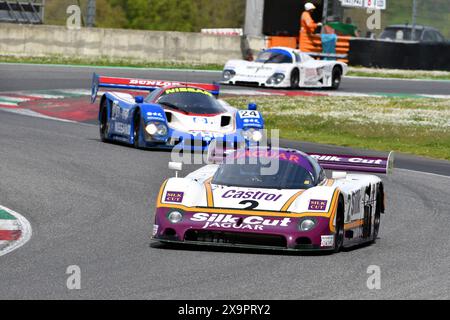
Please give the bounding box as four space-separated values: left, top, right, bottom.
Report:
0 64 449 299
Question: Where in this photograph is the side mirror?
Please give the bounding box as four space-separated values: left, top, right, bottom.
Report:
248 103 257 111
135 96 144 104
168 162 183 178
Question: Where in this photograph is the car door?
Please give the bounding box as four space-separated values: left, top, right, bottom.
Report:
298 53 322 87
110 99 133 137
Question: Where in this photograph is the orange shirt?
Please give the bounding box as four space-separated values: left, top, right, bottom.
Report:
299 11 319 51
300 11 318 34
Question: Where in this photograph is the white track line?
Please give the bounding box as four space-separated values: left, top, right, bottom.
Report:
396 168 450 180
0 205 32 257
0 108 77 123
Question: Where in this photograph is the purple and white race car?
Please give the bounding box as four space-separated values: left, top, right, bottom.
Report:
152 147 394 253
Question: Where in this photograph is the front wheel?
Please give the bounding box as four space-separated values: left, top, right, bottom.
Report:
331 66 342 90
290 69 299 89
334 197 345 253
133 111 141 148
99 100 109 142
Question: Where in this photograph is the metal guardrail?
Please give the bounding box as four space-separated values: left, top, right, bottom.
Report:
0 0 45 24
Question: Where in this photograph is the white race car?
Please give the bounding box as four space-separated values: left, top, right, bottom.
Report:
222 47 348 90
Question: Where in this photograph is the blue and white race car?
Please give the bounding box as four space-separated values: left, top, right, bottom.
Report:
91 74 265 151
222 47 348 90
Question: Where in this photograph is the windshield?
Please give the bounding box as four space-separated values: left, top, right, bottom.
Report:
212 152 319 190
156 88 225 115
255 50 293 64
380 28 423 41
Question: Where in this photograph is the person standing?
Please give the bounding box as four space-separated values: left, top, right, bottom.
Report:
300 2 322 50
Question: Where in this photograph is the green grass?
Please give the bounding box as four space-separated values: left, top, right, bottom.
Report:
0 55 223 71
224 96 450 161
348 67 450 81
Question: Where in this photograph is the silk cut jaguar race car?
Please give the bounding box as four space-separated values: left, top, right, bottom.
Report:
152 147 394 253
90 74 265 151
222 46 348 90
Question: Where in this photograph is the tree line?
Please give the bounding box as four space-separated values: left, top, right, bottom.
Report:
45 0 246 32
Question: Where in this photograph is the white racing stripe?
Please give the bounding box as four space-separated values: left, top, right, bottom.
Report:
0 205 32 257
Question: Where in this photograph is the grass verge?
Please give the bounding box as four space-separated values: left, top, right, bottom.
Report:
0 55 223 71
224 95 450 161
347 67 450 81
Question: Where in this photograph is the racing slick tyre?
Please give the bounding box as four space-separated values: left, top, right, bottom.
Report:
99 99 109 142
290 69 300 89
331 66 342 90
333 196 345 253
372 188 383 244
133 110 141 148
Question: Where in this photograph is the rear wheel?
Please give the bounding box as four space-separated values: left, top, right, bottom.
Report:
331 66 342 90
290 69 299 89
372 188 383 243
99 99 109 142
334 196 345 253
133 110 141 148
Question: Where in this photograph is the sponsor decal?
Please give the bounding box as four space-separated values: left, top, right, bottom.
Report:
308 199 328 211
165 191 184 203
310 155 385 165
129 79 181 87
114 122 130 134
222 189 283 202
246 66 272 71
351 190 362 216
230 150 313 171
152 225 159 237
321 235 334 247
111 102 130 120
146 112 165 121
147 112 164 118
190 213 291 231
190 131 224 139
243 118 261 124
164 87 213 97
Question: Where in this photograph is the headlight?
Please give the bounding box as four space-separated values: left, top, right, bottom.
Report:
146 123 158 135
167 211 183 224
299 218 317 231
146 122 168 136
223 69 236 81
241 128 263 142
267 73 285 85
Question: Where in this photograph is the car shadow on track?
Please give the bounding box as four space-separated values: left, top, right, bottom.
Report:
149 242 334 257
149 238 379 257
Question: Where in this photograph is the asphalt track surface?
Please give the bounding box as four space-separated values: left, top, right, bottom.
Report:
1 63 450 95
0 65 449 299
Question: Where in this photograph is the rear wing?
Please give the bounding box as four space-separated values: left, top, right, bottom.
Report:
91 73 220 103
309 152 395 174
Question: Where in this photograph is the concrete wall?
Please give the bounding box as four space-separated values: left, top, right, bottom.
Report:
0 23 267 64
